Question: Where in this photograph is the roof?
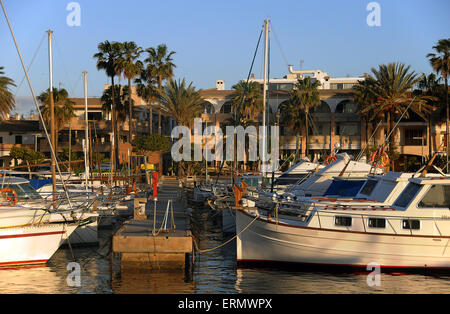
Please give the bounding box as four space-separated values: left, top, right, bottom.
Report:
68 98 103 110
0 120 40 133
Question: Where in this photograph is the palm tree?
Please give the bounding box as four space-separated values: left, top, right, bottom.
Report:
278 99 306 162
93 40 124 167
37 87 75 151
101 85 133 125
416 73 442 156
158 78 203 176
288 77 321 159
353 76 379 151
118 41 143 142
144 44 176 134
0 66 15 118
231 80 262 124
356 63 436 170
158 78 203 129
135 65 159 135
427 38 450 171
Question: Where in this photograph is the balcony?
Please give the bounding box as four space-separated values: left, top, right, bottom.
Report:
0 143 35 152
335 135 361 150
39 140 112 153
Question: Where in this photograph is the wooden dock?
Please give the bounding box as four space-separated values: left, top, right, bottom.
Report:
112 177 193 271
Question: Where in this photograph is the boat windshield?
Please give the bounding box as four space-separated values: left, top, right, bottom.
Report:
418 185 450 209
359 179 378 196
393 182 421 208
3 183 43 200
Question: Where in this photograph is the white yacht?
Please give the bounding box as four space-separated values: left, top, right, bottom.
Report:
0 200 81 267
236 174 450 269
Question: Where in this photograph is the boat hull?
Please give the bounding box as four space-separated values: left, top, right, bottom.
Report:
222 208 236 235
236 210 450 269
0 223 77 267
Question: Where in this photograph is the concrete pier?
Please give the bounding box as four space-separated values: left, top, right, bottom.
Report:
112 177 193 271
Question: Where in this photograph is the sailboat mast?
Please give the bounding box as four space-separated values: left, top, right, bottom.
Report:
47 29 57 207
262 19 270 174
83 71 90 192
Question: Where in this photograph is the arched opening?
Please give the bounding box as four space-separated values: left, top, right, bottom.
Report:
202 101 215 114
311 101 331 113
336 100 358 114
219 101 232 114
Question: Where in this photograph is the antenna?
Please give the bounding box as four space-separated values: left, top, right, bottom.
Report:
299 60 304 70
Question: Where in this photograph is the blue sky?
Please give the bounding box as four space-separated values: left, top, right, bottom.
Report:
1 0 449 114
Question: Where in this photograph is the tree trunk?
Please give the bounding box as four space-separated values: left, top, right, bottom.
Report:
149 106 153 134
158 77 163 135
305 109 309 159
111 76 119 171
295 133 300 163
446 77 449 173
128 78 133 143
428 114 432 158
158 111 162 135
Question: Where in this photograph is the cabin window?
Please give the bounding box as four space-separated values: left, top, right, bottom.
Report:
335 216 352 227
402 219 420 230
418 185 450 209
360 179 378 196
393 183 422 208
368 218 386 229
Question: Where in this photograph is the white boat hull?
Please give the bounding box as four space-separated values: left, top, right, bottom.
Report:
0 223 78 267
236 210 450 269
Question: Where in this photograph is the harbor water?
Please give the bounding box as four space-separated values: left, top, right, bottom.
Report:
1 206 450 294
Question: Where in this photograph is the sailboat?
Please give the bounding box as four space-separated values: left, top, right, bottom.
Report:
0 1 89 266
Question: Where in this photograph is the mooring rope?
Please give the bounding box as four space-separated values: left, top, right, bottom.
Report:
193 212 259 254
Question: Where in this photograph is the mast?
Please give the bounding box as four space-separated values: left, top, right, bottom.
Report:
47 30 57 207
262 19 270 175
83 71 90 192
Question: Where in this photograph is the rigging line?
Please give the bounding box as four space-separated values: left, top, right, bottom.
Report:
267 28 271 126
235 27 264 124
269 21 290 68
13 33 46 98
1 1 74 209
52 34 76 95
71 72 83 98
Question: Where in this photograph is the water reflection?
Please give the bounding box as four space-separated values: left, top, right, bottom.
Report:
2 211 450 294
112 270 195 294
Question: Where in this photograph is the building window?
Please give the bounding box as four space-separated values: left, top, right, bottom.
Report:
88 112 103 120
15 135 22 145
335 216 352 227
336 123 359 136
336 100 358 113
269 83 294 91
220 103 232 114
330 83 355 90
0 137 3 144
404 128 426 146
418 185 450 208
402 219 420 230
368 218 386 229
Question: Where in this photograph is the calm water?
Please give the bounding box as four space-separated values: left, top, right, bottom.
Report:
2 207 450 294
